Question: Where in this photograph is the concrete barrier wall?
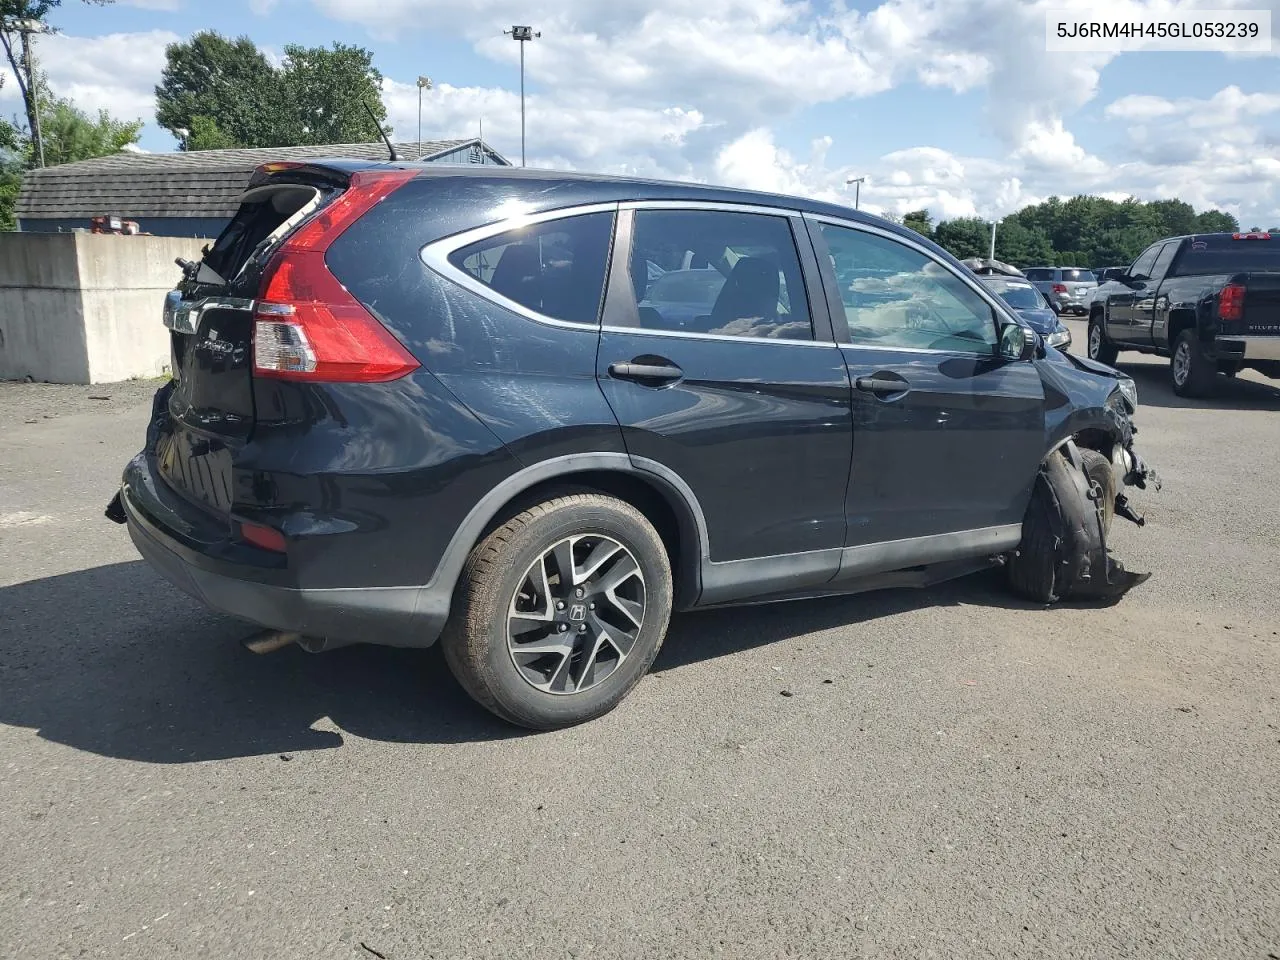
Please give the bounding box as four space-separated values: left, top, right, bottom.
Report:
0 233 207 384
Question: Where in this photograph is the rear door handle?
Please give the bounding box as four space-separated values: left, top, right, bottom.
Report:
608 361 684 384
855 376 909 395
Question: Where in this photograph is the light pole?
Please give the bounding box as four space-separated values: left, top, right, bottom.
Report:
9 19 52 167
989 220 997 261
416 75 432 159
504 25 540 167
846 176 865 210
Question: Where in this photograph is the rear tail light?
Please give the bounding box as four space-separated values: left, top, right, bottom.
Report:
1051 283 1068 293
1219 283 1246 321
1232 232 1271 240
253 168 420 383
240 521 287 553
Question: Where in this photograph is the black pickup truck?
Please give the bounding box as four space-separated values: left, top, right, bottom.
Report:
1087 232 1280 396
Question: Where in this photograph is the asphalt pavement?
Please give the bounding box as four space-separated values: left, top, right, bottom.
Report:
3 325 1279 959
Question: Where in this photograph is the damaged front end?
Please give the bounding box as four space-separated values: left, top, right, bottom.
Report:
1103 389 1162 529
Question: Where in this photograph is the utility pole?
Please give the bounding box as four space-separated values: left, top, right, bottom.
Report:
846 176 865 210
416 75 432 159
10 19 50 167
989 220 997 261
504 26 540 167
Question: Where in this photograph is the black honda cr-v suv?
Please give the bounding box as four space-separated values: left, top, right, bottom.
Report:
109 161 1159 729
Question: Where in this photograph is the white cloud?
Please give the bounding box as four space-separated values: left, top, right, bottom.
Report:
0 30 179 124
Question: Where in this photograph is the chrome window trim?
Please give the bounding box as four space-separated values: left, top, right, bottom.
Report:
419 201 620 331
621 199 804 217
163 292 254 335
803 213 1022 350
600 324 836 348
613 201 825 345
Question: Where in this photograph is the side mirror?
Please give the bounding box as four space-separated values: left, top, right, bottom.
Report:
999 322 1038 362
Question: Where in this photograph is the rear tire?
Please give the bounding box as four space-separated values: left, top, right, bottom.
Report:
1087 315 1118 366
1171 329 1217 397
441 493 673 730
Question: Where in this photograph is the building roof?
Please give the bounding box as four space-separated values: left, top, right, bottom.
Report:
16 138 508 221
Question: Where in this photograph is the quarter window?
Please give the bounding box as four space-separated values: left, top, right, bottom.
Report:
818 223 999 353
448 211 614 325
623 210 813 341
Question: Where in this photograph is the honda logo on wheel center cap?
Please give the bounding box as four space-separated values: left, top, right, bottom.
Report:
568 604 587 622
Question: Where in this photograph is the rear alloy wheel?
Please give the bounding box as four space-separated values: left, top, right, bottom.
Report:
442 493 672 730
1171 329 1217 397
1087 316 1118 365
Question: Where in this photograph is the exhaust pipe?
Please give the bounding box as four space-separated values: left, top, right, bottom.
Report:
241 630 302 655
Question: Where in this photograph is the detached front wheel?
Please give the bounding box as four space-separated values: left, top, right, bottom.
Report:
441 493 673 730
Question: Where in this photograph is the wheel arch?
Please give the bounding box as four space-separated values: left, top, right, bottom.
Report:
1167 307 1198 346
427 453 707 612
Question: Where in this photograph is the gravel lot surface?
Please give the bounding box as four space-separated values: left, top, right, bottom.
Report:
2 326 1279 959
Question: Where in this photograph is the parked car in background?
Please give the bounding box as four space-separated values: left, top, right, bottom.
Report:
1085 266 1128 310
978 276 1072 350
1089 231 1280 396
106 162 1159 729
1024 266 1097 315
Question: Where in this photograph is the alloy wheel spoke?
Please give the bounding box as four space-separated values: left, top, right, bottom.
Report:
507 534 646 696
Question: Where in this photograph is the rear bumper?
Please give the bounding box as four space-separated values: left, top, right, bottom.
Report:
1216 336 1280 362
117 455 450 649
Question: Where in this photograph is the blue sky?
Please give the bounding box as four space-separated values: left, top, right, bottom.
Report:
5 0 1279 225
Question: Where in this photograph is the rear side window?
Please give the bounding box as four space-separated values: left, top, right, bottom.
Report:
623 209 813 341
1023 268 1051 281
448 212 614 325
1173 239 1280 275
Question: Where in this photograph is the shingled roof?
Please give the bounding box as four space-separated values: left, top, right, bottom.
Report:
16 139 508 222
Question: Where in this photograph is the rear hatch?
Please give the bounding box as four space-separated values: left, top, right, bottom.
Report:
154 162 414 515
1058 268 1096 300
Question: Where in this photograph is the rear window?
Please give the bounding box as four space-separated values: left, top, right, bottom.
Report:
1060 269 1092 282
984 282 1044 310
1173 240 1280 276
448 212 615 325
203 183 322 283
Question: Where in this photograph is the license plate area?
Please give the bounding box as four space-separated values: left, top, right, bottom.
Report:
156 428 236 515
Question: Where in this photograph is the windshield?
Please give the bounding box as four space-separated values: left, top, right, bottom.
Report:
1174 244 1280 275
643 270 726 304
986 283 1046 310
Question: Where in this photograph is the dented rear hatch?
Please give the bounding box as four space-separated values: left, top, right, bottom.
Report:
155 164 349 512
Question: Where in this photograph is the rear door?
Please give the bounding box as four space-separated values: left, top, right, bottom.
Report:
807 216 1044 570
1107 242 1164 344
597 203 853 603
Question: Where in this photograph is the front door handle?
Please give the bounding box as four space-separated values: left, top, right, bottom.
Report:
609 361 684 384
855 376 909 395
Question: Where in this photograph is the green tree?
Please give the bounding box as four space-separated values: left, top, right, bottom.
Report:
932 217 990 260
276 42 386 145
39 94 141 165
0 116 21 230
155 32 388 150
1194 209 1238 233
1 0 113 164
184 114 237 151
993 218 1053 266
901 209 933 239
155 31 278 149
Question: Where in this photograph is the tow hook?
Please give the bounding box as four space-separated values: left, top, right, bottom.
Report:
1114 493 1145 527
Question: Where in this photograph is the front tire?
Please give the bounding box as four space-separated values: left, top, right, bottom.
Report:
1087 314 1118 365
1171 329 1216 397
441 493 673 730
